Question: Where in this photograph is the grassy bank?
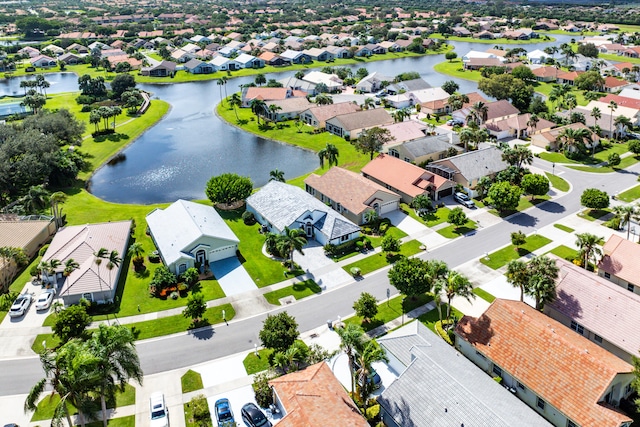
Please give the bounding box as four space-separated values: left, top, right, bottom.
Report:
429 34 556 44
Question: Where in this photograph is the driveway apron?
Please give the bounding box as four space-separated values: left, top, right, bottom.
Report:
210 258 258 296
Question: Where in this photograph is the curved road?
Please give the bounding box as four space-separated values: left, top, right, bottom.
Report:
2 159 638 396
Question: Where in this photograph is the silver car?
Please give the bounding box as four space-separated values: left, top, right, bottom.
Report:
9 294 33 318
454 192 475 209
35 289 55 311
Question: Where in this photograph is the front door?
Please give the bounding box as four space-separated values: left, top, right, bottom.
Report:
305 223 313 238
196 249 206 266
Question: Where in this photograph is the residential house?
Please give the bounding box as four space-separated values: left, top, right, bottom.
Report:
210 56 241 72
278 76 317 95
531 66 561 83
141 60 176 77
531 122 600 151
235 53 265 69
355 72 392 93
556 70 584 85
598 234 640 296
428 147 509 197
304 167 400 224
183 58 214 74
303 47 333 62
378 41 400 52
455 299 635 427
325 45 349 58
544 256 640 363
379 121 431 144
409 87 451 108
586 100 640 126
354 46 372 57
246 181 361 246
66 43 89 54
485 113 555 140
170 48 196 63
217 46 237 58
527 49 548 64
386 133 462 165
385 78 431 95
107 55 142 71
603 76 629 93
299 102 360 128
241 87 300 108
302 71 343 92
146 200 239 275
258 51 290 66
18 46 40 58
361 154 455 203
58 53 82 65
280 49 311 64
42 44 64 56
452 26 472 37
41 221 131 305
452 100 520 125
462 50 503 63
464 57 507 70
377 322 552 427
269 362 369 427
325 108 394 139
264 97 312 121
30 55 57 68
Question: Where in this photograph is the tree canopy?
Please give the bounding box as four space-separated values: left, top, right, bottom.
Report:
259 312 299 353
205 173 253 206
580 188 609 210
353 127 394 159
388 257 432 298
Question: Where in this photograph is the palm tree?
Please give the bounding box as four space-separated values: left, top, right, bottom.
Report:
564 93 577 116
216 78 226 106
575 232 604 270
470 101 488 125
22 185 50 214
524 255 559 310
336 324 364 396
50 191 68 230
43 259 61 285
354 339 388 411
443 270 474 325
88 324 143 427
459 126 475 152
557 127 591 154
526 114 539 136
318 143 339 168
591 107 601 128
608 100 618 138
106 250 122 294
94 247 109 302
228 93 241 121
63 259 79 277
614 115 632 140
127 242 145 270
506 259 528 302
269 169 285 182
315 94 333 105
250 98 266 124
277 227 307 268
447 93 469 112
613 205 637 240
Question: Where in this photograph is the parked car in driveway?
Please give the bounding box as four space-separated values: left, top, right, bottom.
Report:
215 398 235 427
9 293 33 318
35 289 55 311
353 359 382 390
447 119 463 126
149 392 169 427
454 192 475 209
241 403 271 427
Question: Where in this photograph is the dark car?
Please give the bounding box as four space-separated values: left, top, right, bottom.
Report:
215 398 235 427
241 402 271 427
353 359 382 390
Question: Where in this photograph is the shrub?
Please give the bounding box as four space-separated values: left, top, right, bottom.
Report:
378 222 389 235
493 376 503 384
350 267 361 277
435 320 454 345
75 94 95 105
252 372 275 407
29 265 40 277
80 105 92 112
39 244 49 257
189 394 211 424
148 251 160 263
366 404 381 423
177 283 189 292
323 243 336 256
170 291 179 300
242 211 256 225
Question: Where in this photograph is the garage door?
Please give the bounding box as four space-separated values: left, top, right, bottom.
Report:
437 187 454 199
379 201 398 214
208 245 238 262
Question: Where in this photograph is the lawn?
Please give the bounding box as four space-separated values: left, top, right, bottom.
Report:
436 219 478 239
343 292 434 332
433 59 480 82
539 152 580 164
243 348 274 375
473 288 496 303
577 208 611 221
184 396 213 427
429 34 555 44
545 172 570 192
86 416 135 427
553 223 574 233
342 240 424 276
568 155 639 173
181 369 204 393
479 234 553 270
400 203 451 227
617 185 640 202
547 245 579 262
418 305 463 332
263 279 322 305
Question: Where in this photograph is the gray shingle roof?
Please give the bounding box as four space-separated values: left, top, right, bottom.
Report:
327 108 393 131
431 146 508 182
403 134 461 158
246 181 360 240
377 323 552 427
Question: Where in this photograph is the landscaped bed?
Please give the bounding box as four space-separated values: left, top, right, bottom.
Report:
479 234 552 270
341 240 424 276
263 279 322 305
343 292 434 332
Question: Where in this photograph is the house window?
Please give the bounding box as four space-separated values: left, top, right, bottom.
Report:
404 157 411 162
340 235 349 242
570 320 584 335
336 203 342 212
536 398 546 410
389 149 399 158
567 421 578 427
604 272 611 279
517 382 526 391
178 263 187 274
492 364 502 377
594 334 603 343
628 284 635 292
475 350 486 360
82 293 93 302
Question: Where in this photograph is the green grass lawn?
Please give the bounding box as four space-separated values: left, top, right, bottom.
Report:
263 279 322 305
545 172 570 192
343 293 433 332
617 185 640 203
365 227 408 248
433 59 480 82
479 234 553 270
430 34 555 44
418 305 463 332
342 240 424 276
547 245 579 262
86 416 135 427
436 219 477 239
539 152 580 164
568 155 639 173
473 288 496 303
400 203 451 227
181 369 204 393
184 396 213 427
577 208 611 221
243 348 274 375
554 223 574 233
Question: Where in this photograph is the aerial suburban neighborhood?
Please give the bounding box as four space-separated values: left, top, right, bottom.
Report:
3 0 640 426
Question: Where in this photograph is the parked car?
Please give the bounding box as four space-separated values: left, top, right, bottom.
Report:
35 289 55 311
454 192 475 209
215 398 235 427
9 294 33 318
353 359 382 390
149 392 169 427
374 90 387 98
447 119 463 126
241 403 271 427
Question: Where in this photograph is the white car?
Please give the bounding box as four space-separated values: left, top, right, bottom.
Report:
35 289 55 311
9 294 33 318
150 392 169 427
454 192 475 209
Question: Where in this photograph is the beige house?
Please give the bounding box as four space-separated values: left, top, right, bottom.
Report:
304 167 400 224
530 122 599 151
325 108 394 139
298 102 360 128
598 234 640 295
385 133 461 165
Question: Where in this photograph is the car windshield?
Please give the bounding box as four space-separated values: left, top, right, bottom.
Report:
253 414 268 427
218 410 232 420
38 295 48 302
151 409 166 419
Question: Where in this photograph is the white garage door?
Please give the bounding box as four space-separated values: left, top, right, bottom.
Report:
208 245 238 262
379 201 399 214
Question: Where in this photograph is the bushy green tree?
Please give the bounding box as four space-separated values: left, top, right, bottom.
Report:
353 292 378 322
388 257 431 299
447 207 467 229
205 173 253 205
183 293 207 324
521 174 550 200
52 304 92 343
487 182 522 213
259 312 299 353
580 188 609 210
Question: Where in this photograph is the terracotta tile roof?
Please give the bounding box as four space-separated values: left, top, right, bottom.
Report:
361 154 452 197
270 362 369 427
485 113 555 133
244 87 291 102
304 167 399 215
556 70 584 81
604 76 628 89
612 62 635 71
303 102 360 124
598 94 640 110
456 299 633 427
531 66 561 78
598 234 640 286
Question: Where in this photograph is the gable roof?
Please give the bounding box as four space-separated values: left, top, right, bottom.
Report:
598 234 640 286
266 97 312 114
269 362 368 427
455 299 633 427
244 87 291 102
247 181 360 240
485 113 555 133
548 255 640 359
402 133 461 158
304 167 399 215
146 200 239 266
362 154 452 196
377 322 552 427
531 66 561 78
431 146 508 182
302 102 360 123
327 108 393 131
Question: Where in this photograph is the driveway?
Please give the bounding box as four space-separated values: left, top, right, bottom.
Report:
210 258 257 297
383 210 428 236
293 241 353 291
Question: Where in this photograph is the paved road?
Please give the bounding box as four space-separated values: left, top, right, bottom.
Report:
2 159 638 396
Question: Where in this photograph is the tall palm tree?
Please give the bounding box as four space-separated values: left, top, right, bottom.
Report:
216 78 226 106
94 248 109 302
228 93 242 121
575 232 603 270
470 101 488 125
443 270 474 325
506 259 528 302
608 100 618 138
50 191 68 230
613 115 632 140
63 259 79 277
269 169 285 182
250 98 266 124
526 114 539 136
88 324 143 427
336 324 364 396
557 127 591 154
106 250 122 296
277 227 307 268
447 93 469 112
22 185 50 214
127 242 145 267
459 126 475 152
268 104 282 123
590 107 601 129
524 255 559 310
613 205 637 240
354 339 388 412
318 143 339 168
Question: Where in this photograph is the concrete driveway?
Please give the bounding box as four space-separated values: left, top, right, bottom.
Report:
210 258 258 297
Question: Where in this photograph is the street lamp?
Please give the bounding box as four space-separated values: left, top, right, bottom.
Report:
552 163 555 175
401 297 406 325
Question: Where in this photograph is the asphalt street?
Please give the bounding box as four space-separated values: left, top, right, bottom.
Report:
1 158 638 396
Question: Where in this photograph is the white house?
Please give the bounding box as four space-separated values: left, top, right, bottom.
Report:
235 53 265 69
527 49 548 64
146 200 240 274
210 55 241 71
